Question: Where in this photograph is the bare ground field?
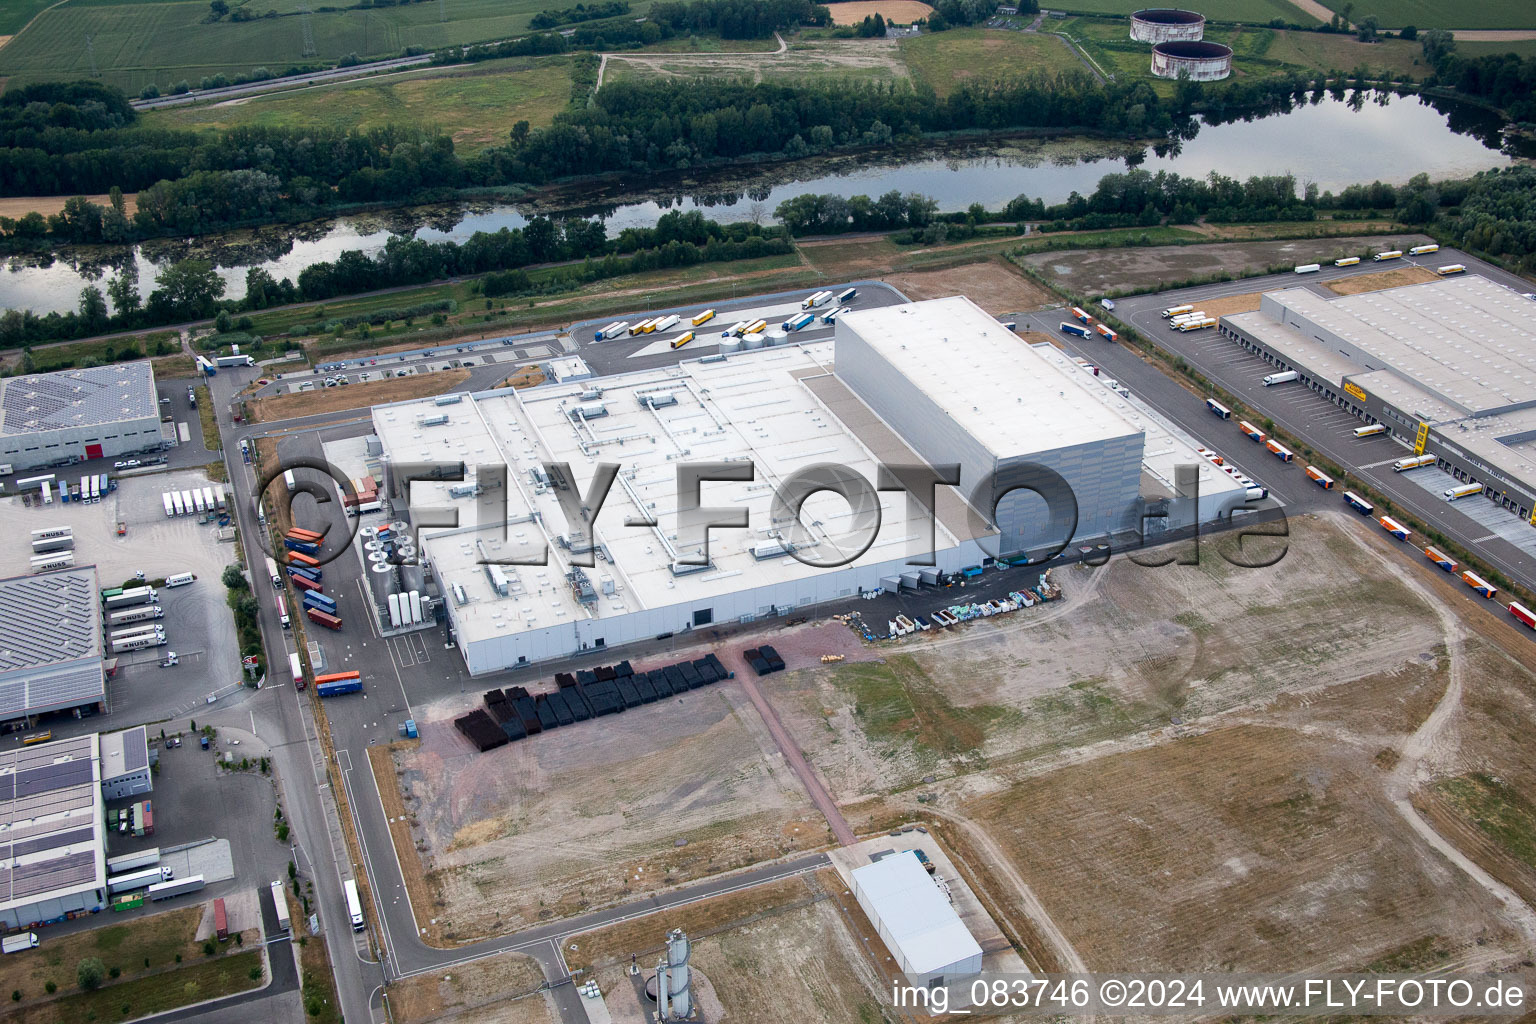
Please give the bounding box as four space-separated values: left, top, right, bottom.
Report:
385 650 830 940
1020 235 1431 294
1188 290 1263 317
576 873 889 1024
885 258 1059 313
247 369 469 423
825 0 934 24
0 192 138 219
607 38 908 86
765 515 1447 801
1326 265 1440 294
387 952 552 1024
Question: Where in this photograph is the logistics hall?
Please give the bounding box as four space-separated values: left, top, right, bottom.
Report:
1220 274 1536 523
371 296 1246 675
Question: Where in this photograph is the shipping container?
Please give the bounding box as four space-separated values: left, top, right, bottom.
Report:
271 881 291 933
214 898 229 940
1353 424 1387 438
171 492 185 516
1239 421 1267 442
1263 370 1300 386
106 848 160 874
1423 546 1458 572
1161 304 1194 318
1379 516 1411 541
1393 454 1437 472
315 674 360 695
344 879 365 931
1335 256 1362 267
287 527 323 543
1509 602 1536 631
1266 440 1294 462
307 607 342 631
1059 322 1091 338
287 551 321 569
690 309 715 326
163 493 175 518
290 652 304 688
302 591 337 614
1409 244 1440 255
1305 466 1333 488
1343 491 1374 515
314 671 361 686
148 874 204 901
1462 572 1497 598
1444 482 1483 501
1094 323 1117 341
1070 306 1091 324
289 573 322 594
287 564 321 582
1206 399 1231 420
266 556 281 587
284 538 319 555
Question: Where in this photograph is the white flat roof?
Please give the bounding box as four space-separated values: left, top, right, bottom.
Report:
1261 277 1536 415
836 296 1144 456
853 851 983 974
375 343 965 648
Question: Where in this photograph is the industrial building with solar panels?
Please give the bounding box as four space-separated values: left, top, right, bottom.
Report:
0 733 107 931
0 362 163 473
0 566 107 729
365 296 1249 676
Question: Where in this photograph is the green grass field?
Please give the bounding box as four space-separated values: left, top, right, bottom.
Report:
0 0 646 91
1459 38 1536 59
899 26 1086 95
1313 0 1536 30
146 56 573 144
1046 0 1320 24
0 0 59 36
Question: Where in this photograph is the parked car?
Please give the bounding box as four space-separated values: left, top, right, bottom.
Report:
113 460 129 469
359 372 371 382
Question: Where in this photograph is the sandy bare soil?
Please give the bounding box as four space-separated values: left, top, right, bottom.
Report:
387 952 551 1024
1195 291 1265 316
825 0 934 24
1021 235 1430 295
387 641 830 939
0 192 138 219
609 37 908 85
1326 265 1439 294
887 259 1057 313
247 369 469 423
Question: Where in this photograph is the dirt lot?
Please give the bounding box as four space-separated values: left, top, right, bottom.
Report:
1020 235 1430 295
247 369 469 423
607 37 909 86
1193 291 1264 317
1326 265 1440 294
384 649 828 940
387 952 552 1024
886 259 1058 313
576 873 888 1024
825 0 934 24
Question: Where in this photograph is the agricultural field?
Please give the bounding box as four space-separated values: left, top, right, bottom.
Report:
0 0 56 36
145 56 575 145
604 36 909 87
0 0 643 92
1459 38 1536 59
824 0 934 26
1313 0 1536 31
1049 0 1321 24
899 26 1087 95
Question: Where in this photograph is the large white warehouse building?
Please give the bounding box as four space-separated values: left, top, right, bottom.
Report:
0 733 107 931
373 295 1243 675
0 362 162 473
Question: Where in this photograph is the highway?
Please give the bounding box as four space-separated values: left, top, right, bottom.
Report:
1035 245 1536 601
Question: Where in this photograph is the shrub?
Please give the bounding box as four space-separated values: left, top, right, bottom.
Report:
77 957 105 991
46 981 56 994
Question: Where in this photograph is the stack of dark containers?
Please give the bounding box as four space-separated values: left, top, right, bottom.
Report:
453 702 508 752
463 653 731 748
743 644 786 677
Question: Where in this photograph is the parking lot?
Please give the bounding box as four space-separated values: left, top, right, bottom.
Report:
0 467 250 732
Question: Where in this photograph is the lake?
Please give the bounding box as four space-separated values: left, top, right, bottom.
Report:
0 91 1519 316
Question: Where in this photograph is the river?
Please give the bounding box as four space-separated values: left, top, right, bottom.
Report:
0 90 1521 316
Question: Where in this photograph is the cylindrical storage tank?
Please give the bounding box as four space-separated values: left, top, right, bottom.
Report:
401 563 426 594
1130 8 1204 42
1151 40 1232 81
740 333 764 350
388 592 403 628
764 329 788 348
718 337 742 355
409 590 422 624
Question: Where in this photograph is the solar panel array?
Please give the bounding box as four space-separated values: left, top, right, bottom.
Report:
0 568 104 721
0 734 103 909
0 361 157 435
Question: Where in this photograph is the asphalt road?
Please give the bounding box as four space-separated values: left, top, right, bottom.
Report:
1093 246 1536 599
